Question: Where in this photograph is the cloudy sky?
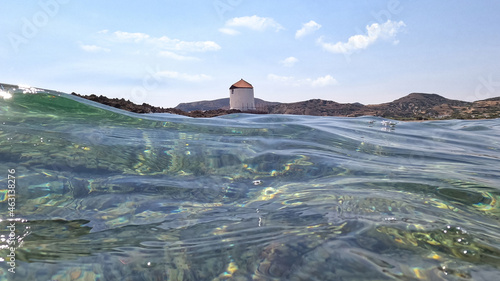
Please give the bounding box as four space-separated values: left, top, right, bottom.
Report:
1 0 500 107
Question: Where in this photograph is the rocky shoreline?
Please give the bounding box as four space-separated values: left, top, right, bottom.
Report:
71 93 267 118
71 92 500 120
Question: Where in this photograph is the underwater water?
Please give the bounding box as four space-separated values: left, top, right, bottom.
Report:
1 85 500 281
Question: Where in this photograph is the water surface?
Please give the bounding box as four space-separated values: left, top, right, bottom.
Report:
1 86 500 280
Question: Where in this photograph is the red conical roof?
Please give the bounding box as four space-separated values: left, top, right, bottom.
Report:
230 79 253 89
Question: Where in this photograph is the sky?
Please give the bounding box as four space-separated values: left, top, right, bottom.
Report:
1 0 500 108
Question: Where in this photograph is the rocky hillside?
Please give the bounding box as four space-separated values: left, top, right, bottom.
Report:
468 97 500 118
265 93 500 120
176 98 229 111
266 99 364 116
362 93 472 119
69 93 258 117
71 92 500 120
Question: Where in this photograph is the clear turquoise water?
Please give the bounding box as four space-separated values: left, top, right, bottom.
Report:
1 86 500 280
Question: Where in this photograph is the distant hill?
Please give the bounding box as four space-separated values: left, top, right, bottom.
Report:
266 99 365 116
70 91 500 120
175 98 280 111
363 93 472 119
176 98 229 111
175 92 500 120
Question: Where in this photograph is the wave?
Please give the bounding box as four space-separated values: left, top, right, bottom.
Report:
1 84 500 280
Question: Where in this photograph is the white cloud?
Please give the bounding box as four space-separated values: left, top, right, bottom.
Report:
169 39 220 52
220 15 283 34
318 20 405 54
159 51 199 61
268 74 295 83
109 31 221 52
114 31 150 42
268 74 337 87
280 57 299 67
218 28 240 36
157 71 212 82
80 44 110 53
295 20 322 39
309 75 337 87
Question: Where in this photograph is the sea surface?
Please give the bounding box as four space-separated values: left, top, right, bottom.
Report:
1 85 500 281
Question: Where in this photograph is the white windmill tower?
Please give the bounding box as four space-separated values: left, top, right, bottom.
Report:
229 79 255 110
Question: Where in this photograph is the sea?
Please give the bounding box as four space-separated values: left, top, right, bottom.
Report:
1 85 500 281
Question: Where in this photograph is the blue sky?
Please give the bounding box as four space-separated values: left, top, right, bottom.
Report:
2 0 500 108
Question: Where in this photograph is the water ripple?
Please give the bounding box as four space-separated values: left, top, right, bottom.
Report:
1 88 500 280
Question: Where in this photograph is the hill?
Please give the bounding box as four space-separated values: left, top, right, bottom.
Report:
258 93 499 120
362 93 473 119
175 98 280 111
70 92 500 120
266 99 365 116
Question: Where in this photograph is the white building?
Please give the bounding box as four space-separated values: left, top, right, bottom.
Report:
229 79 255 110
